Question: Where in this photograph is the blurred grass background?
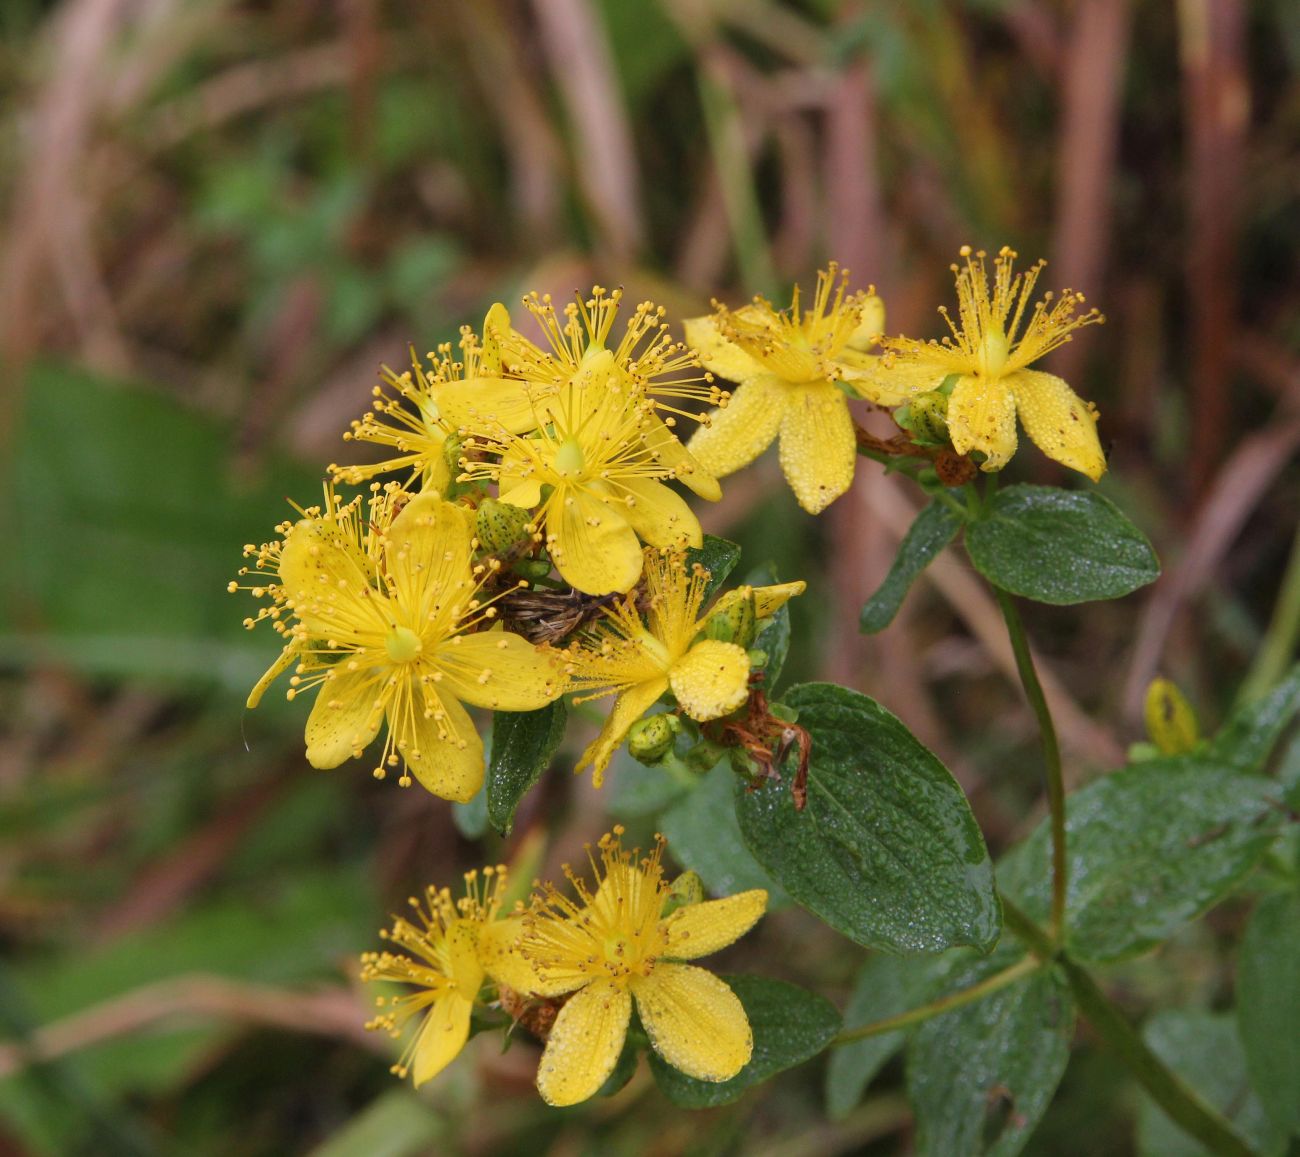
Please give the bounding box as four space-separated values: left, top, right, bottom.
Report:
0 0 1297 1153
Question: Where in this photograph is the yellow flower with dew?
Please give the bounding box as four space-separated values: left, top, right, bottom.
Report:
873 246 1107 479
685 265 892 514
331 305 537 492
458 378 705 597
362 865 508 1087
498 286 726 501
233 486 562 801
564 549 805 785
480 828 767 1107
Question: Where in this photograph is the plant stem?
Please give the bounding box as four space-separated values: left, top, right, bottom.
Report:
1061 959 1255 1157
999 898 1255 1157
995 587 1068 944
830 955 1042 1047
1238 522 1300 705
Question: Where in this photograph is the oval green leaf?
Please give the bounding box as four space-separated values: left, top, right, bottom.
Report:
908 955 1075 1157
735 683 1000 953
485 701 567 835
860 499 963 633
965 484 1159 604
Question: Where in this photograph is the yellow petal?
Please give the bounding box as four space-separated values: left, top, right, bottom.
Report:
279 518 376 639
632 964 752 1082
410 991 474 1087
845 293 886 351
947 373 1018 471
498 477 544 510
777 382 857 514
478 916 571 997
687 375 786 479
549 486 644 596
303 666 383 768
247 643 299 709
833 350 916 406
750 580 806 620
662 890 767 960
683 314 766 383
577 676 671 787
536 979 632 1107
479 302 512 375
436 376 542 436
617 477 703 552
446 920 486 993
435 632 563 712
385 495 475 616
398 688 484 802
1008 369 1107 482
642 412 721 501
668 640 750 721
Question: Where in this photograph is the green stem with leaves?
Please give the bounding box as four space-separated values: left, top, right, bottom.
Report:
994 587 1068 944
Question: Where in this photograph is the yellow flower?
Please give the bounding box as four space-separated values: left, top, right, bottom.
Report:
331 305 537 492
459 375 705 598
362 866 507 1087
480 829 767 1107
874 246 1107 479
564 550 805 785
498 287 726 501
235 486 562 801
684 265 890 514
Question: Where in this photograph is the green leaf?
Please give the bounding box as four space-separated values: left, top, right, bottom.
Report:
308 1090 445 1157
908 957 1074 1157
735 683 999 953
826 952 950 1120
964 484 1159 604
659 761 789 905
648 975 840 1108
998 758 1284 963
486 701 567 835
1238 890 1300 1138
747 563 792 688
1138 1011 1282 1157
1211 663 1300 774
685 535 742 602
860 500 963 633
1 362 318 691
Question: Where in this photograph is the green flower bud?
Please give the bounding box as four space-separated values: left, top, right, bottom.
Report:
627 713 678 765
703 587 758 648
476 499 534 554
510 558 553 582
896 390 950 446
661 870 705 917
1144 677 1199 756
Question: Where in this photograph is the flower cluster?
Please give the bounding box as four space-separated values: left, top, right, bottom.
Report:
363 830 767 1105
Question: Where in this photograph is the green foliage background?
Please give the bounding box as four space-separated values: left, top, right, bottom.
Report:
0 1 1298 1154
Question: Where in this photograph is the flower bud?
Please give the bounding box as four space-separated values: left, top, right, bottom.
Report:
661 870 705 917
627 713 678 765
476 499 534 554
703 587 758 648
1144 677 1199 756
896 391 950 446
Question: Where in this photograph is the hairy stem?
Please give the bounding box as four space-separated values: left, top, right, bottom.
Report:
831 955 1042 1047
995 587 1068 943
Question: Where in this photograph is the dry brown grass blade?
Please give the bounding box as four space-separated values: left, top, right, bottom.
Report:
1123 416 1300 721
531 0 644 262
1180 0 1249 499
1050 0 1130 385
0 975 377 1080
824 59 888 285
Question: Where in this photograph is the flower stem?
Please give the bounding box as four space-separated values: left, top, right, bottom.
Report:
1238 521 1300 705
830 955 1042 1047
994 586 1068 944
1000 898 1255 1157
